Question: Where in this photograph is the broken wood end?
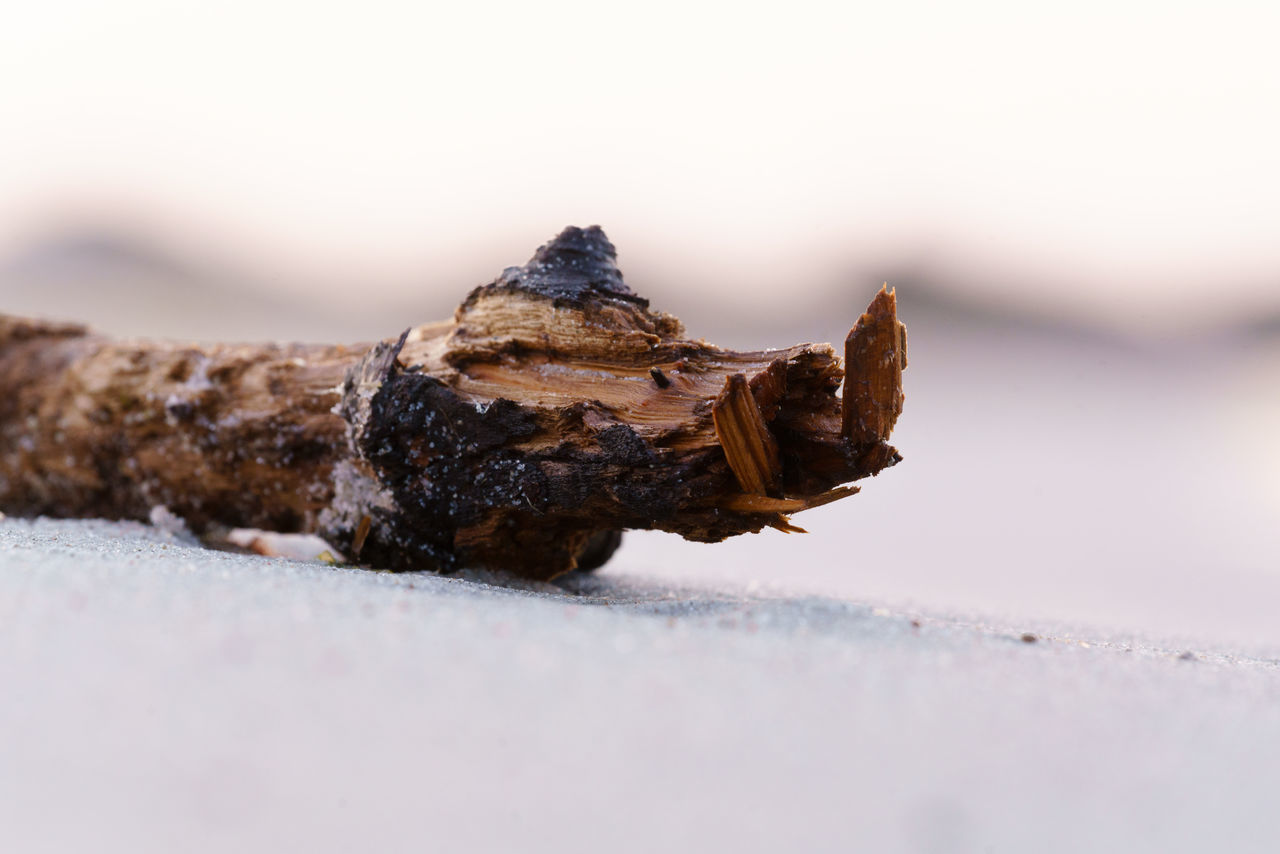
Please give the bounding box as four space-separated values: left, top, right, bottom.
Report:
712 372 782 497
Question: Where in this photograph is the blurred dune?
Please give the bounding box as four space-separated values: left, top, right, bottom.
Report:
4 224 1278 349
0 228 431 343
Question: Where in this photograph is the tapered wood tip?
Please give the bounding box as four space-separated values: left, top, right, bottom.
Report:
842 286 907 444
867 284 896 316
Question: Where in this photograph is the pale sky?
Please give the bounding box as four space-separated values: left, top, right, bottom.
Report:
2 0 1278 328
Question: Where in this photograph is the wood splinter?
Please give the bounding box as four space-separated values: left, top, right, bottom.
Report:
0 226 907 579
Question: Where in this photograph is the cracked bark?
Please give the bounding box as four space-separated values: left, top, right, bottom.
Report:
0 226 906 579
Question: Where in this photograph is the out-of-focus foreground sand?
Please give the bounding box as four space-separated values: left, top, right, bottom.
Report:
4 516 1280 853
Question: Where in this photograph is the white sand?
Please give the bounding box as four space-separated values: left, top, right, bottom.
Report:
3 516 1279 853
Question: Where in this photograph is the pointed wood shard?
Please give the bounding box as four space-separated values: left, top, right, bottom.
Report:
0 226 907 580
842 285 906 444
720 485 860 515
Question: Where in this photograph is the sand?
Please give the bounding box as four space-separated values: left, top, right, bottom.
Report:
3 515 1279 853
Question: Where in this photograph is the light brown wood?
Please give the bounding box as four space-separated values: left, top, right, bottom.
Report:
713 373 782 497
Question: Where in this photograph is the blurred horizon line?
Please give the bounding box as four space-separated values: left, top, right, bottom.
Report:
2 218 1278 349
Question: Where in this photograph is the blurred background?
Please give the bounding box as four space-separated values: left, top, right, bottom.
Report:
2 0 1278 647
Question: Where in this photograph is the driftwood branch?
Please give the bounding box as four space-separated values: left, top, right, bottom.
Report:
0 226 906 579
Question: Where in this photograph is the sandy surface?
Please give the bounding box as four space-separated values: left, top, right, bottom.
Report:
3 516 1279 853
